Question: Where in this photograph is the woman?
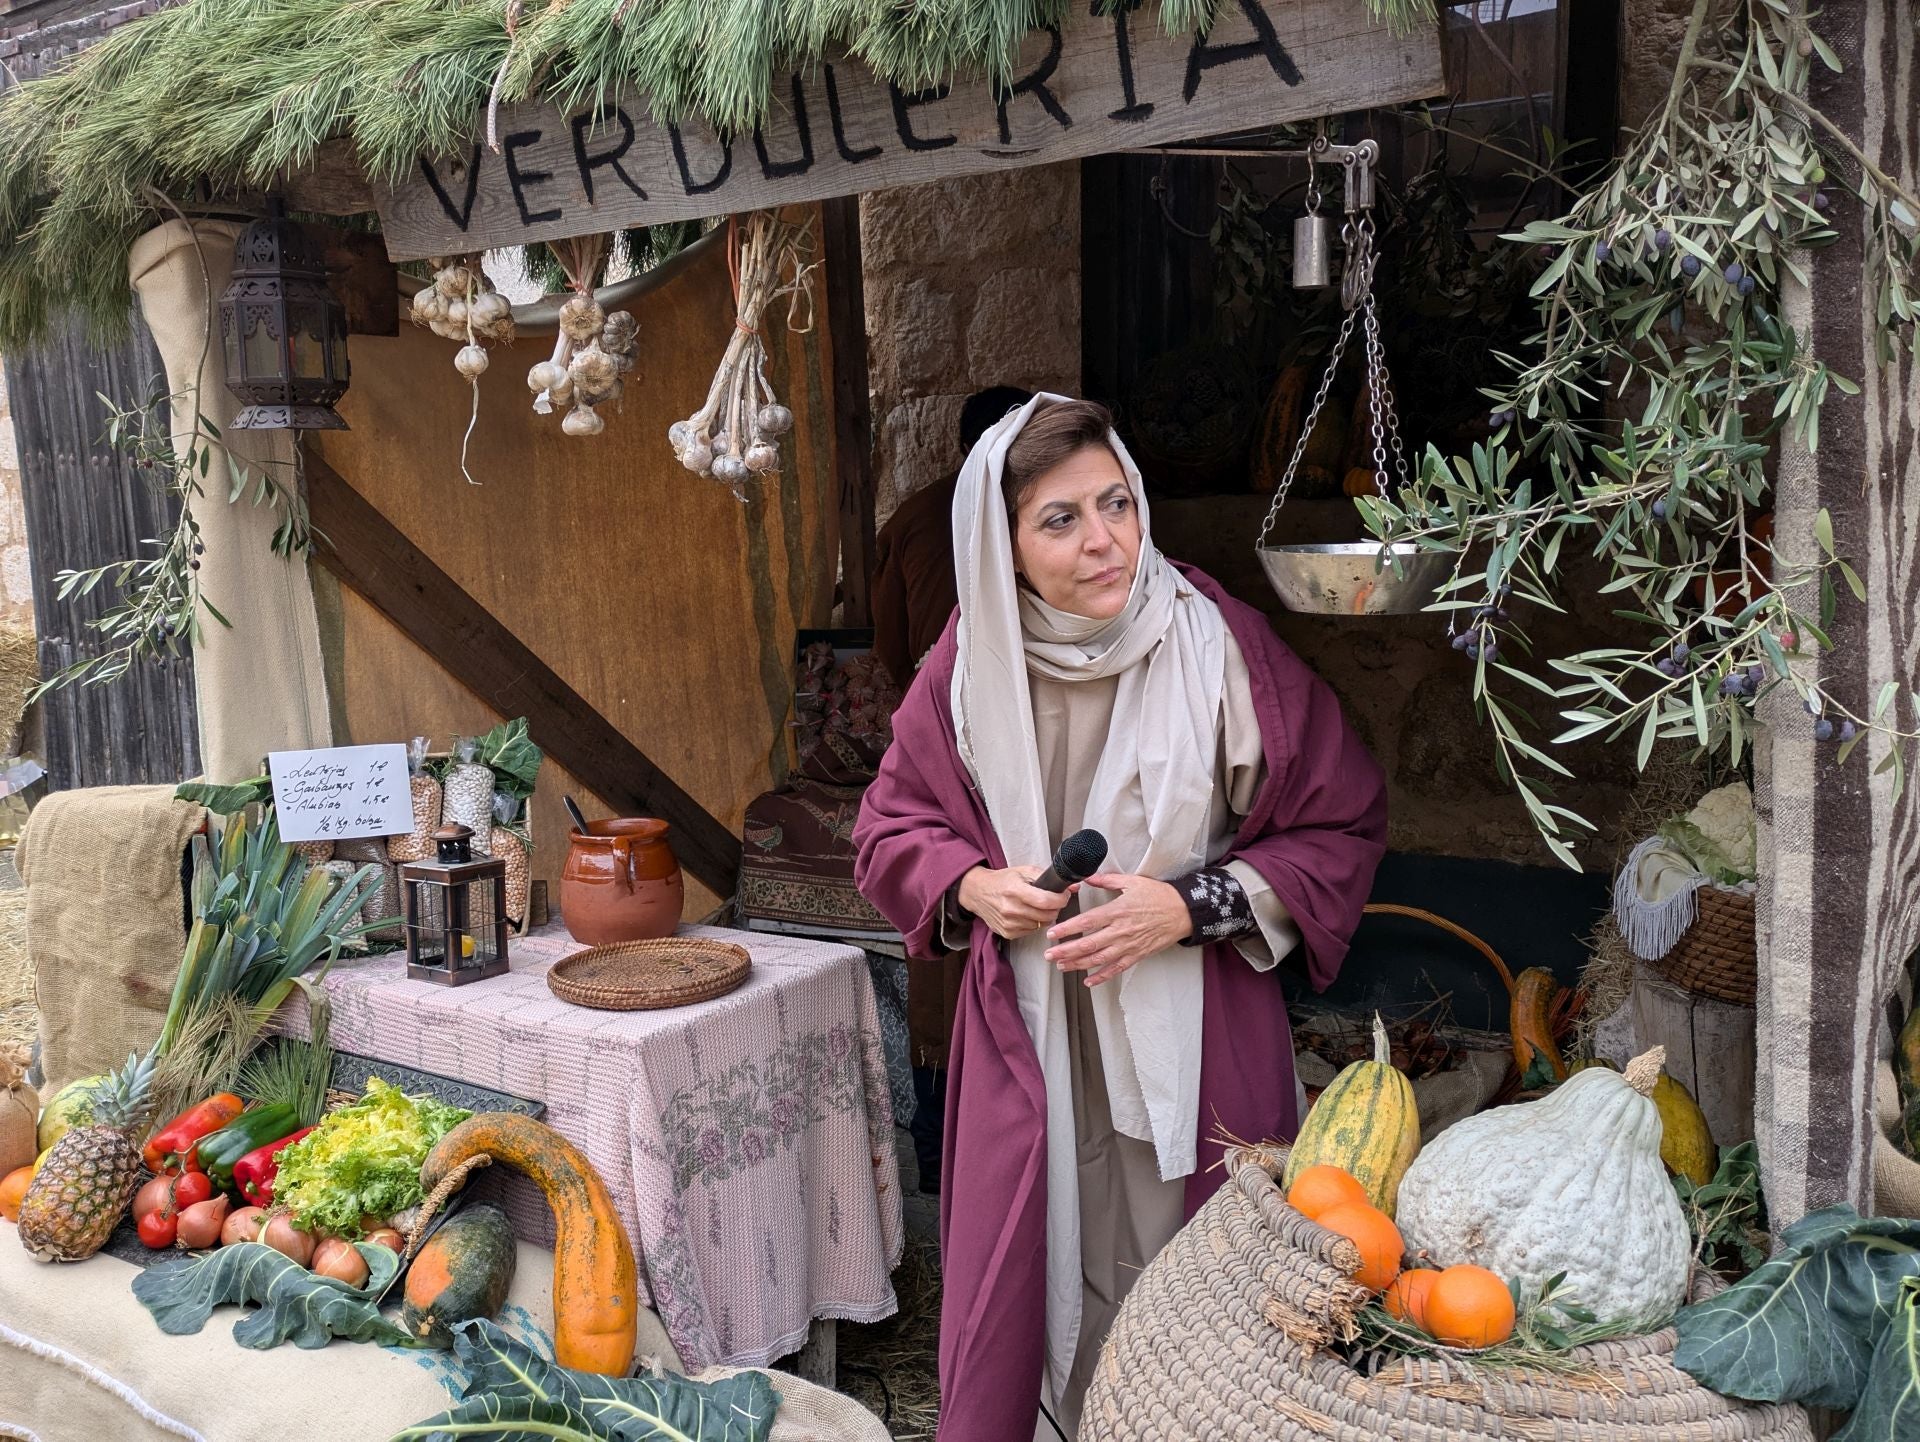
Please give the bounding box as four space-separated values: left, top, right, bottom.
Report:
854 397 1387 1440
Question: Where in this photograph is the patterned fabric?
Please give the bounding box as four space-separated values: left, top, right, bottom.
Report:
864 951 916 1127
792 644 899 786
1174 867 1256 947
739 780 894 934
282 923 903 1371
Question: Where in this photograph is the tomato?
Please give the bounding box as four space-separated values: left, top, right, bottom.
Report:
137 1208 178 1249
170 1170 215 1210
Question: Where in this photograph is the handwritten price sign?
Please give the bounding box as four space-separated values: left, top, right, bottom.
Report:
268 744 414 844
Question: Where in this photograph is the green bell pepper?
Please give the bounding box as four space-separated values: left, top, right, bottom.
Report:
196 1103 301 1191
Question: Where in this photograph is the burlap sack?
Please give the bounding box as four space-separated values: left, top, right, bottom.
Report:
696 1363 893 1442
16 787 204 1094
1871 1061 1920 1217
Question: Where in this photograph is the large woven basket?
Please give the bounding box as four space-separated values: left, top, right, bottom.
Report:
1080 1144 1810 1442
1654 884 1757 1005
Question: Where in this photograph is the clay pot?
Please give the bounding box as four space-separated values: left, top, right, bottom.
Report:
559 818 684 945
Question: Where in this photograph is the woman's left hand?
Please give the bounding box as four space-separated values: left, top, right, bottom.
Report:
1044 873 1193 986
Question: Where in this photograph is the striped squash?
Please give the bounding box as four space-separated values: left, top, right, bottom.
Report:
1285 1014 1420 1218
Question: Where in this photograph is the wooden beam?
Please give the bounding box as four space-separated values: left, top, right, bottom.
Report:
304 448 743 899
820 195 876 625
281 138 378 218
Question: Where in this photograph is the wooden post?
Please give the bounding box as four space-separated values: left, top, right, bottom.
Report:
1753 0 1920 1222
820 195 876 625
1631 967 1756 1145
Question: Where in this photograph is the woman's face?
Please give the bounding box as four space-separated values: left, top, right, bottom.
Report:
1010 443 1142 620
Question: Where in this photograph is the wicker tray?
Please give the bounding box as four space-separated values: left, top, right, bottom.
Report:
1654 883 1757 1005
546 938 751 1011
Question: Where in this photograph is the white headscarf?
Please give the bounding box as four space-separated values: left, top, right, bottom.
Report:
951 393 1238 1396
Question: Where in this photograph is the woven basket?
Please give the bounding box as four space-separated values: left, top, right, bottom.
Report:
546 938 750 1011
1655 884 1757 1005
1080 1144 1811 1442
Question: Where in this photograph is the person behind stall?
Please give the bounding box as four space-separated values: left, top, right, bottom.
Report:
870 385 1035 691
868 383 1031 1195
854 397 1387 1441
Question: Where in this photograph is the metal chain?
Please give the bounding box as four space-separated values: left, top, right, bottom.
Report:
1257 304 1360 549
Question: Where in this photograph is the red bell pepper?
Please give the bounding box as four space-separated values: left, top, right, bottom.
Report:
141 1093 244 1173
233 1125 316 1207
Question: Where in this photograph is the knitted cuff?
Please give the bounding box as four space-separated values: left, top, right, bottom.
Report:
1175 867 1256 947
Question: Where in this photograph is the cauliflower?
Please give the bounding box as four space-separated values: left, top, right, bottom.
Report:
1659 780 1756 883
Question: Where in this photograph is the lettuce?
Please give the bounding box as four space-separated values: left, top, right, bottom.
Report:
272 1078 468 1238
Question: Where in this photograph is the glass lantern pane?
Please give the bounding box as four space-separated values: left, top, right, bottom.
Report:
241 305 284 389
406 878 447 966
287 300 329 379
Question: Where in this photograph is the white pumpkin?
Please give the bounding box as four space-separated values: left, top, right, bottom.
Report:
1394 1046 1691 1327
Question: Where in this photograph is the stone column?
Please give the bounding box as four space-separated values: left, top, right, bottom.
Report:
127 220 333 781
860 164 1082 523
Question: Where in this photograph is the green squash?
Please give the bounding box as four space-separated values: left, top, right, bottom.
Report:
400 1204 518 1348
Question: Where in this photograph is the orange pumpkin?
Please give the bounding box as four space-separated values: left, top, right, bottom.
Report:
1424 1264 1517 1347
1314 1201 1404 1292
1286 1164 1369 1221
1382 1267 1441 1329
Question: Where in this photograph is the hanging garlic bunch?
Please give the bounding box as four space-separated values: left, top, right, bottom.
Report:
527 294 637 437
668 210 811 501
411 257 517 483
522 233 636 439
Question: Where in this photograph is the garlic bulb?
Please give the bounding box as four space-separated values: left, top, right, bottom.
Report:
471 291 512 331
410 285 438 323
562 404 605 437
744 441 779 473
681 440 713 473
668 421 693 453
601 310 639 351
559 295 606 343
528 360 566 394
435 264 472 297
455 344 489 379
713 455 751 484
757 404 794 437
568 342 617 393
446 297 468 329
711 432 732 457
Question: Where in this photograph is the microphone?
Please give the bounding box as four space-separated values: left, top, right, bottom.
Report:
1033 828 1108 895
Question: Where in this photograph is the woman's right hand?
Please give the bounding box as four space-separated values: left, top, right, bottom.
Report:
957 865 1075 941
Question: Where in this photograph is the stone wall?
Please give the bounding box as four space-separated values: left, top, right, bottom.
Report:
0 367 36 631
859 164 1081 522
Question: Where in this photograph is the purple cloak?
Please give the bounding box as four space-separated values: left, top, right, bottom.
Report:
853 565 1387 1441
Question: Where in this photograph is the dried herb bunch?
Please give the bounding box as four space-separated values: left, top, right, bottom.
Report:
1363 0 1920 864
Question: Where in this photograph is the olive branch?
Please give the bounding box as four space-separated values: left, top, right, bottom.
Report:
1360 0 1920 865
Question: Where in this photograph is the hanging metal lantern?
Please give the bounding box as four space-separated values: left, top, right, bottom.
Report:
218 207 350 430
400 824 510 986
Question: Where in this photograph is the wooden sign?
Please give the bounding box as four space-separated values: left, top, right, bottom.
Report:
268 743 414 843
375 0 1443 259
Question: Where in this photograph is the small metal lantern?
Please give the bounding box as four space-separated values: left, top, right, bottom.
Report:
218 205 351 430
400 824 510 986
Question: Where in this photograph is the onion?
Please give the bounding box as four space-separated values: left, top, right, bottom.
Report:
175 1196 230 1250
133 1173 176 1224
311 1238 370 1288
261 1213 314 1266
364 1227 406 1254
222 1205 268 1246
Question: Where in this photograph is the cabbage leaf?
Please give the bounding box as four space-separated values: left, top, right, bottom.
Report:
393 1319 781 1441
1673 1206 1920 1425
132 1240 410 1349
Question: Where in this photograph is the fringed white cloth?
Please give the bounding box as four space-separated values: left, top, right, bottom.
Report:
1612 834 1708 961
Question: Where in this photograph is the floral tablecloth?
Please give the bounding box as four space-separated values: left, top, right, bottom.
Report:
283 923 903 1370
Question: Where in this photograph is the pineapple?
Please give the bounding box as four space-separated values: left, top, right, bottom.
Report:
17 1050 156 1262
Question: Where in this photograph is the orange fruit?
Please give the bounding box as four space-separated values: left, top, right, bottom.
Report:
0 1164 34 1222
1424 1265 1517 1348
1382 1267 1441 1329
1314 1201 1404 1292
1286 1164 1369 1221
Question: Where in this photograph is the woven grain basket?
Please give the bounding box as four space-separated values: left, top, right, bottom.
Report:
1080 1144 1810 1442
546 938 750 1011
1654 884 1757 1005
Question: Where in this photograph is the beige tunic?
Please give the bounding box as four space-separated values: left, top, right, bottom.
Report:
1031 631 1300 1435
